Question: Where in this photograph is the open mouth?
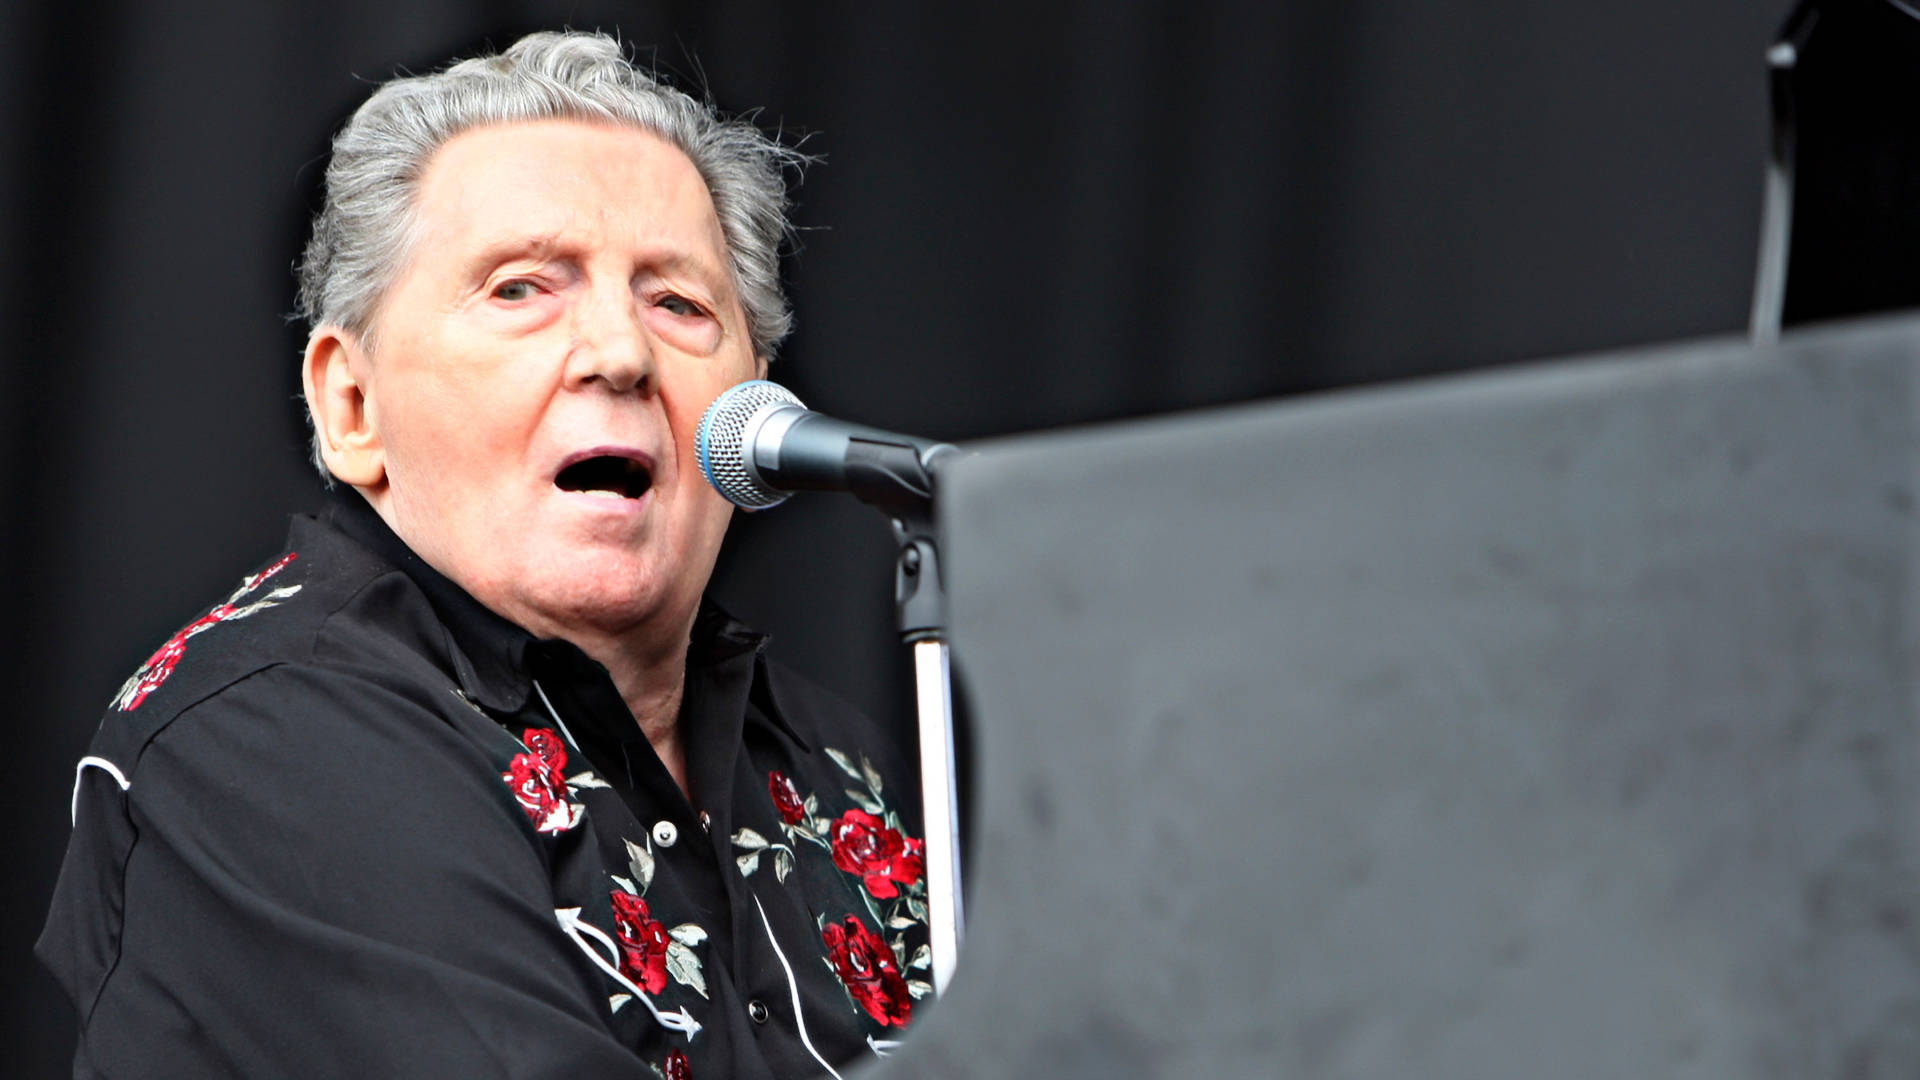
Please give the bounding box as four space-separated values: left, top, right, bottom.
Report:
555 455 654 500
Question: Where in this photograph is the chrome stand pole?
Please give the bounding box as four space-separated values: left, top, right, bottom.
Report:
912 637 963 994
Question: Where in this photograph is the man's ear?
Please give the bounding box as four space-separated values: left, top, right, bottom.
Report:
753 353 769 381
302 328 386 490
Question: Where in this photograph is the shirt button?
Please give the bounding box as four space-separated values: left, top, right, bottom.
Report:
748 999 770 1024
699 810 712 833
652 820 679 848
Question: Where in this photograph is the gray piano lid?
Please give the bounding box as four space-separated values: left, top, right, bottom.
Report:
860 313 1920 1079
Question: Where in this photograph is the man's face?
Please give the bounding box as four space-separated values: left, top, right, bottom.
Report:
353 119 762 644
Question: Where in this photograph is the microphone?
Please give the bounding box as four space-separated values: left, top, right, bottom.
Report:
695 380 957 513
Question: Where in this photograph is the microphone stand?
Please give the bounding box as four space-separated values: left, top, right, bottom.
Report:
843 440 963 997
698 379 964 986
894 516 961 997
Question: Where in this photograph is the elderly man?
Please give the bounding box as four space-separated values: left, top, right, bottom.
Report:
39 31 929 1079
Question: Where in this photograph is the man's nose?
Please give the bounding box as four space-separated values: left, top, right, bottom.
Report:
568 285 655 394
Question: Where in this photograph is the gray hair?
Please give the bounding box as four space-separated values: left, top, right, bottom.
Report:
297 31 803 475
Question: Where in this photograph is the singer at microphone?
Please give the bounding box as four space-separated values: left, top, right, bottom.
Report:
39 31 933 1080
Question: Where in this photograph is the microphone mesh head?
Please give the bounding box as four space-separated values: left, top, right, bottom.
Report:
696 379 805 509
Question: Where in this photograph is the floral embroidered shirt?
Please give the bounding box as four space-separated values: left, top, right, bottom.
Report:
38 493 932 1079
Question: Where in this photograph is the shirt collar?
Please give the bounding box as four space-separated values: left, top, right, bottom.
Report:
326 489 537 711
322 488 803 753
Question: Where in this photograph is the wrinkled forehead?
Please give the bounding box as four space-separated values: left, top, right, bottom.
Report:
411 119 730 270
350 118 739 342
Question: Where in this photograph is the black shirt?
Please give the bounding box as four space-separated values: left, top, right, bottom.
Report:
38 493 931 1079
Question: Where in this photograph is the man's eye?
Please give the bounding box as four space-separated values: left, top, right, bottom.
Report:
657 294 702 317
492 280 538 301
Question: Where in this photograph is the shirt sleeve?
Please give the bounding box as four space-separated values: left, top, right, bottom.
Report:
73 663 652 1080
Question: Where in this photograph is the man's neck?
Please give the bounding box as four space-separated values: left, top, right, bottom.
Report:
568 626 693 800
353 488 704 798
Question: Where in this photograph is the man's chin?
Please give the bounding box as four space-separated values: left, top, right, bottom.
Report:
502 565 691 643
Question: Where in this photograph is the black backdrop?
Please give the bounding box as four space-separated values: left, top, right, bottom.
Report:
4 1 1783 1071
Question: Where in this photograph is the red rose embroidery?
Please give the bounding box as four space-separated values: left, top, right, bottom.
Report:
822 916 912 1027
503 751 578 834
663 1048 692 1080
610 890 670 995
829 808 925 900
522 727 568 788
768 770 806 825
111 552 301 711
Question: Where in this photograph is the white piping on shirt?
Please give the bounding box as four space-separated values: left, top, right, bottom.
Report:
71 756 130 825
554 907 703 1039
530 679 583 753
537 678 837 1069
536 681 709 1040
754 894 845 1080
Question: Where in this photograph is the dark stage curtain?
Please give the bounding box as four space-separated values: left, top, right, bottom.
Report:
3 1 1777 1070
